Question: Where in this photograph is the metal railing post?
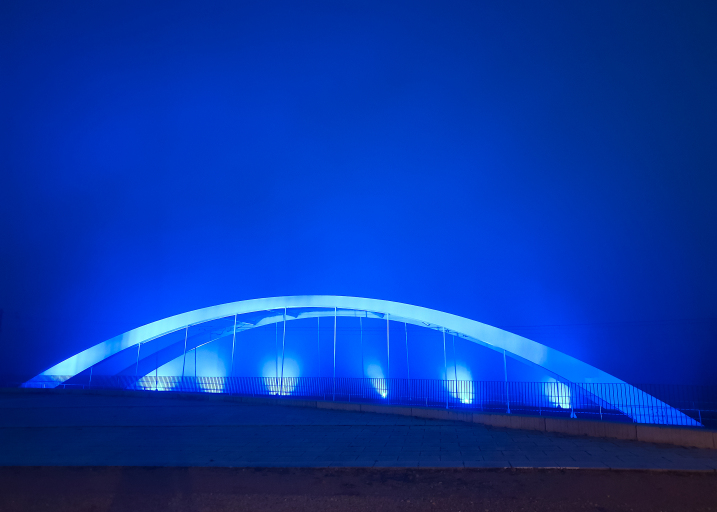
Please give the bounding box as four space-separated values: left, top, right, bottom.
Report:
503 349 510 414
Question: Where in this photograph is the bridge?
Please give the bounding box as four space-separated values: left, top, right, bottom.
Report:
25 296 700 426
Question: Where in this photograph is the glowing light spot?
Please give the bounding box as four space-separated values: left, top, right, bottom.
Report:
445 366 474 404
544 377 571 409
261 358 300 395
196 379 223 393
365 364 387 398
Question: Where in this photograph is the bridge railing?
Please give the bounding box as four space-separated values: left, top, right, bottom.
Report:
5 375 716 428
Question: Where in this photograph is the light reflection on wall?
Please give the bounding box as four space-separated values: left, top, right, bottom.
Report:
261 358 300 395
446 365 474 404
145 355 184 391
544 377 571 409
365 363 387 398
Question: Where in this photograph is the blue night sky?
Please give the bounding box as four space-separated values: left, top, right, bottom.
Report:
1 1 715 384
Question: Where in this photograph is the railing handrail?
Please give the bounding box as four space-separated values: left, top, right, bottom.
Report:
3 375 716 429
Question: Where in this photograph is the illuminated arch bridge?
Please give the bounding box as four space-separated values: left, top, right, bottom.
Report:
27 296 699 426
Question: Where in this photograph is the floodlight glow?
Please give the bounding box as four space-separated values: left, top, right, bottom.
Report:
261 358 299 395
446 366 474 404
544 378 571 409
365 363 387 398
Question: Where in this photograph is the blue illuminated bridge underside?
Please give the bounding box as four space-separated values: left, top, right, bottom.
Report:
27 296 699 426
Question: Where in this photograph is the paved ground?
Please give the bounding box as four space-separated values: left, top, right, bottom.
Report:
1 390 716 470
2 466 717 512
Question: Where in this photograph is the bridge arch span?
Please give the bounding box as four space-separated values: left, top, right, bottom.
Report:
27 296 698 426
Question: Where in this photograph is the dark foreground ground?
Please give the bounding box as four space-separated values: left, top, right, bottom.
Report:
1 466 716 512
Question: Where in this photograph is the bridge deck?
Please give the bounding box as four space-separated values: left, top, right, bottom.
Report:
1 390 716 470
